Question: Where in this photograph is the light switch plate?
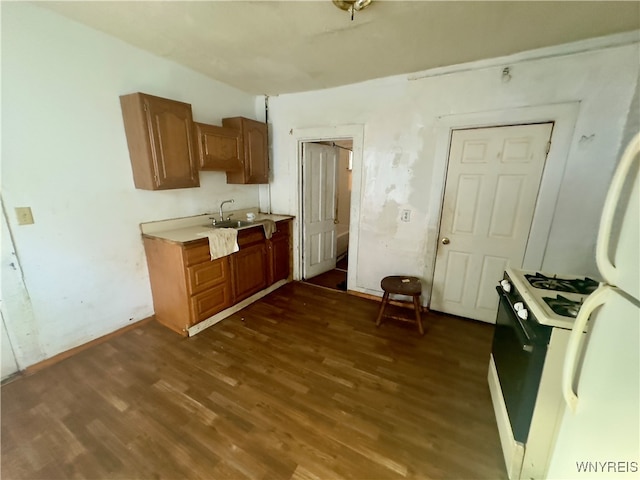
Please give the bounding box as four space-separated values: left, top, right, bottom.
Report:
15 207 34 225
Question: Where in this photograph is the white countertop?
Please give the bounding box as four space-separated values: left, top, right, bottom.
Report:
140 210 294 244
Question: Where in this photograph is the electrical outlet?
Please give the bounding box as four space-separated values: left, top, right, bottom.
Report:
15 207 34 225
401 209 411 222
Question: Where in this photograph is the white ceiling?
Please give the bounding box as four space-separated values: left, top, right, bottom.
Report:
37 1 640 95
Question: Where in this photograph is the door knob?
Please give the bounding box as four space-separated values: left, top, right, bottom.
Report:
441 237 450 245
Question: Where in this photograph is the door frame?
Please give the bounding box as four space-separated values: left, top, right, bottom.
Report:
292 125 365 291
426 103 580 304
1 198 45 372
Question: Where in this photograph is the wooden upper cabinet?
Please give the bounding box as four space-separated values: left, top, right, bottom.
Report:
194 122 242 172
120 92 199 190
222 117 269 184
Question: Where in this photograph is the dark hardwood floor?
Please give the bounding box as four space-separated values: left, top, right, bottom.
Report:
303 269 347 291
303 255 348 291
1 282 507 479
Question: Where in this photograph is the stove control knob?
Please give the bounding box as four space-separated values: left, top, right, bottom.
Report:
500 280 512 293
514 301 524 311
517 309 529 320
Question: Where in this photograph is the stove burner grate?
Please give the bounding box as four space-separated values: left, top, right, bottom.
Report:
542 295 583 318
525 273 598 295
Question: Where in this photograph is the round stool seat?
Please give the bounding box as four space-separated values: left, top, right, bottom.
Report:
381 276 422 295
376 276 425 335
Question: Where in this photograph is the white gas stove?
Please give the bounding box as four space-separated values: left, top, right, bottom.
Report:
489 267 601 479
503 266 600 330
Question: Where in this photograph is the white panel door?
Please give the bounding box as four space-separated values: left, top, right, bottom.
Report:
303 143 339 279
431 123 553 322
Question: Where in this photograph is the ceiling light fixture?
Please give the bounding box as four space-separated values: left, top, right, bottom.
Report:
333 0 373 21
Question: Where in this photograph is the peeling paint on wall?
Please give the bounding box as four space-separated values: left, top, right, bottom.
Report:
268 40 639 300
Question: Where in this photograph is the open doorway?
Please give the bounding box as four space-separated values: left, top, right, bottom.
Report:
302 139 352 291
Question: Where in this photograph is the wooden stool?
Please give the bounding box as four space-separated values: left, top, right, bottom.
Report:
375 276 424 335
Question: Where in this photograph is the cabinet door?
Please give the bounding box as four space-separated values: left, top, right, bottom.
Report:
267 221 291 285
223 117 269 184
244 119 269 184
231 243 268 302
120 92 199 190
143 236 192 336
269 234 291 285
144 95 199 189
194 122 242 171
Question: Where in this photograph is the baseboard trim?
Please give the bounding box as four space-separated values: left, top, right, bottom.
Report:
187 279 289 336
23 316 154 376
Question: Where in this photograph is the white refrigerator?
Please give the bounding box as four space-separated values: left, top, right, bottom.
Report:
547 132 640 479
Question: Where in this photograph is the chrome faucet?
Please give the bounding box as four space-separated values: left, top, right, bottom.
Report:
219 199 234 221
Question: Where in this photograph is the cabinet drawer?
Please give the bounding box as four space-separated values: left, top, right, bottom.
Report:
187 257 228 295
237 227 265 247
191 283 232 323
183 241 210 266
272 220 290 239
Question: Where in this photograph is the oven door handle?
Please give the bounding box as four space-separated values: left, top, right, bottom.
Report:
562 286 609 412
496 286 535 353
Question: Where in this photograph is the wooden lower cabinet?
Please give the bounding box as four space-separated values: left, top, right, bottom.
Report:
143 236 231 335
143 218 292 336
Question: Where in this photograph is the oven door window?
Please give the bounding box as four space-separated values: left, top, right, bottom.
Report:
492 292 550 443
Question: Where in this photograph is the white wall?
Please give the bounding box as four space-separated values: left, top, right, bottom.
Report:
267 38 640 299
1 3 260 368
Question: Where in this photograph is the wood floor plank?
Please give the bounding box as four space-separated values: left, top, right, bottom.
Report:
2 282 507 479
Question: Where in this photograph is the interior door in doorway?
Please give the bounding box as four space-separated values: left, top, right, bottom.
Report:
303 142 339 279
431 123 553 322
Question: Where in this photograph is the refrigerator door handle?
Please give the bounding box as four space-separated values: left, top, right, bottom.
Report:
562 286 611 412
596 132 640 282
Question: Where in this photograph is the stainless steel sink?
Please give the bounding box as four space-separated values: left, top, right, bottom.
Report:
202 220 255 229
